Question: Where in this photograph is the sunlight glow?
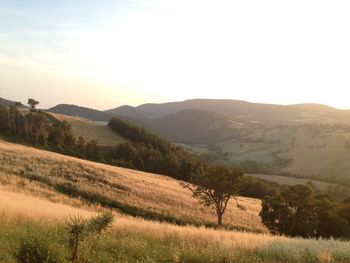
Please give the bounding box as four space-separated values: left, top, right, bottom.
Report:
1 0 350 109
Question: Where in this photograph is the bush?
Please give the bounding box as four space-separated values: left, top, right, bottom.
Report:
13 229 64 263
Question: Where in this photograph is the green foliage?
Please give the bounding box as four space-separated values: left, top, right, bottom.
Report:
66 212 114 263
108 117 204 181
183 165 243 225
239 176 278 199
27 98 39 111
12 227 65 263
4 214 350 263
260 184 350 239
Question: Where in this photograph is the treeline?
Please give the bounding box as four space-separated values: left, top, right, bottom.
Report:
260 183 350 239
107 118 204 181
0 106 204 181
0 105 285 198
0 105 75 151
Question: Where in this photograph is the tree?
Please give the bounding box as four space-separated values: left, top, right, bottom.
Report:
260 184 318 238
182 165 243 226
67 211 113 263
27 98 39 111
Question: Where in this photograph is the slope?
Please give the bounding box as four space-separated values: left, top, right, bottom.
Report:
49 112 126 146
0 139 265 232
107 99 350 126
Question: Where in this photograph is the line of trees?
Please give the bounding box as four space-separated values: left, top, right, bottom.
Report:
0 105 205 181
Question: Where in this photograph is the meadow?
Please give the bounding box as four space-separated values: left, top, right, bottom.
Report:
0 139 264 232
1 190 350 262
1 140 350 262
50 112 125 146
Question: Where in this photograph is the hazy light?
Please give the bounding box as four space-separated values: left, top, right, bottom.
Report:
1 0 350 109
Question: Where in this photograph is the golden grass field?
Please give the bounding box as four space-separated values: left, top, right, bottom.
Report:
0 139 265 232
2 140 350 262
49 112 125 146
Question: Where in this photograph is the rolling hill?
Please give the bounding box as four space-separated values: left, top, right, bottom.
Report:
106 99 350 126
49 112 126 146
139 109 247 143
0 139 265 232
49 104 114 122
44 99 350 184
0 97 27 108
2 140 350 262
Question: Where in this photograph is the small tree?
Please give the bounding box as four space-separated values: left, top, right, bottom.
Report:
66 211 113 263
27 98 39 111
182 165 243 226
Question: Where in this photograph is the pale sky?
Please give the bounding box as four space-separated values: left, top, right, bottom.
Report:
1 0 350 110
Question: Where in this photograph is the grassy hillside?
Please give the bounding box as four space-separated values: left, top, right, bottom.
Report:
0 139 264 232
50 112 125 146
2 141 350 262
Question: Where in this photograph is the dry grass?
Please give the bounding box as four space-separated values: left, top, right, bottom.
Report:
49 112 125 146
2 140 350 262
0 187 95 221
0 139 266 232
0 186 281 252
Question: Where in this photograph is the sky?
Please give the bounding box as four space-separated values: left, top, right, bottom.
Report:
0 0 350 110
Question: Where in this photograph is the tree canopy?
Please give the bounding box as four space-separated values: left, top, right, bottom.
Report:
182 165 244 226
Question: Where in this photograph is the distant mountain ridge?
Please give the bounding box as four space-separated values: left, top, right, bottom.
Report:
49 104 115 122
0 97 27 108
106 99 350 126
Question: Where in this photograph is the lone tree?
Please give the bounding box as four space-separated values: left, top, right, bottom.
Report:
27 98 39 111
182 165 244 226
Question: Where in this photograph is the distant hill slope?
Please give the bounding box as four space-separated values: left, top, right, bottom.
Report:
49 112 126 146
0 139 265 232
107 99 350 126
0 97 27 108
143 109 247 143
49 104 114 122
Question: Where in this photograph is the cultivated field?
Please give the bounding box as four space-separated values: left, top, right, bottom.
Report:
50 112 125 146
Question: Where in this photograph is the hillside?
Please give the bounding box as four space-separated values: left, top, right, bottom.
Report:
49 112 126 146
141 109 246 143
2 140 350 262
49 104 115 122
106 99 350 126
0 97 27 108
0 139 265 232
43 99 350 184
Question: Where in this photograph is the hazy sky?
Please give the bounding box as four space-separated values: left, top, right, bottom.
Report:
1 0 350 109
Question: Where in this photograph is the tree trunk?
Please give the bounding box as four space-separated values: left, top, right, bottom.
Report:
217 211 223 226
71 235 79 263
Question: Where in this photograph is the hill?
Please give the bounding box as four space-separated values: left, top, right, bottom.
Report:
140 109 247 143
49 112 126 146
49 104 115 122
2 140 350 262
0 139 264 232
0 97 27 108
106 99 350 126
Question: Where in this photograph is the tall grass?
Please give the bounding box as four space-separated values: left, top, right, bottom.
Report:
0 140 265 232
1 212 350 263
